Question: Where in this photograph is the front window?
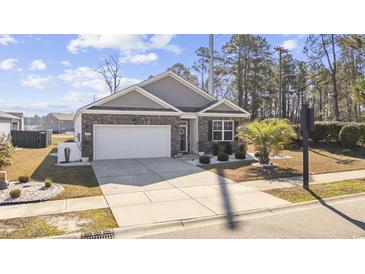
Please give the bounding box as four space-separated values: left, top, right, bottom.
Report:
212 120 234 141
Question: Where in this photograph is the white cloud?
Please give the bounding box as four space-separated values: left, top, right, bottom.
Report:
67 34 181 55
30 59 47 70
120 53 158 64
150 34 181 53
117 77 141 89
64 91 95 102
59 66 140 92
281 39 298 50
0 35 17 46
60 60 71 67
0 99 70 116
21 75 55 89
59 66 105 91
0 58 18 70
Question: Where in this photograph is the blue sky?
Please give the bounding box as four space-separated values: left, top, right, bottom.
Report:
0 34 308 116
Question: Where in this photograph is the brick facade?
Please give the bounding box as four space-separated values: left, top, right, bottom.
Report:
81 114 180 160
81 113 248 160
198 116 247 153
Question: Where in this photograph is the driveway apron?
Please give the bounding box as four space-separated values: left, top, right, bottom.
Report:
91 158 290 227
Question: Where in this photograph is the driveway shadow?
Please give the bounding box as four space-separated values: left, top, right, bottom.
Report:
306 188 365 231
217 169 238 230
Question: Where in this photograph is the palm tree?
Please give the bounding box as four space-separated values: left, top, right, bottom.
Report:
237 119 297 165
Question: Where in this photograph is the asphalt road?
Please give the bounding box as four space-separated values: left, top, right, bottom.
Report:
140 196 365 239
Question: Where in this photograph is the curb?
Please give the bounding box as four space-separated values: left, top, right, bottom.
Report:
46 191 365 239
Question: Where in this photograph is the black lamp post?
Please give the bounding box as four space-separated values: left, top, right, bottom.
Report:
300 103 314 189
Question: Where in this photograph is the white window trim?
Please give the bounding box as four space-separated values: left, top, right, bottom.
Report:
212 120 234 142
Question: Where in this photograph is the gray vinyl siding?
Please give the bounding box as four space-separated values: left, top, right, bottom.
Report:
210 102 237 112
43 114 74 132
100 90 167 109
142 75 212 108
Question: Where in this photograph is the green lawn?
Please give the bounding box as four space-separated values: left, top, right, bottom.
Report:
265 179 365 203
0 208 117 239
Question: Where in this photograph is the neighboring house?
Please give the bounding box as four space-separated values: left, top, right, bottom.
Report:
44 113 75 133
74 71 250 160
24 116 41 131
7 112 24 130
0 111 23 138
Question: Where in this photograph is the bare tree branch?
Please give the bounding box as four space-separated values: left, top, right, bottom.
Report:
96 55 122 94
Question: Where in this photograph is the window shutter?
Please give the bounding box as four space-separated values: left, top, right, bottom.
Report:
234 120 239 140
208 120 212 141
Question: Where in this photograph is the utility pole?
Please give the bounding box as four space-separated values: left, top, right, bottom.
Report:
208 34 214 96
274 46 289 118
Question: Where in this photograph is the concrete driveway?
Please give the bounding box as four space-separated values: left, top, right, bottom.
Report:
91 158 290 228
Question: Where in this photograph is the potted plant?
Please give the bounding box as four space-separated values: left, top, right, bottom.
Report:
196 141 205 156
236 119 297 168
0 134 15 189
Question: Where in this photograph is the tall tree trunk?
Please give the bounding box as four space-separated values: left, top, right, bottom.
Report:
321 34 340 121
237 49 243 108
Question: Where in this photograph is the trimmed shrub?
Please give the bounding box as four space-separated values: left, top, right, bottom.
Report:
238 143 247 154
217 152 229 161
341 149 352 155
310 122 343 143
199 155 210 164
44 178 52 188
235 152 246 159
359 124 365 144
0 134 15 170
339 124 362 148
10 188 21 199
222 142 232 155
18 176 29 183
212 143 220 156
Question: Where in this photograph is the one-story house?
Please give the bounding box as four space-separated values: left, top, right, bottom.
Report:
0 111 23 138
74 71 250 160
43 113 75 133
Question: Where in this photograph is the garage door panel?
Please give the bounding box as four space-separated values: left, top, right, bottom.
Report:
94 125 171 160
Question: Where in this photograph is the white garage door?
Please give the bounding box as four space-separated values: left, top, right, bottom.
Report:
94 125 171 160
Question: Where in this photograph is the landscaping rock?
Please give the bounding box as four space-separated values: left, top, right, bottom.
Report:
0 181 64 205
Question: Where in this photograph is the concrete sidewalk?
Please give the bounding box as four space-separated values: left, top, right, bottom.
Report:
240 169 365 190
0 168 364 224
0 196 108 220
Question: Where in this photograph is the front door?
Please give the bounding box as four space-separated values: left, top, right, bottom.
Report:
180 121 188 152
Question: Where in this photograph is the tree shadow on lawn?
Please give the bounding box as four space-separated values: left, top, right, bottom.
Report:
312 143 365 160
306 188 365 231
207 161 301 182
31 148 101 199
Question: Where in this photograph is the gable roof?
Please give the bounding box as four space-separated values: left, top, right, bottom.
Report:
76 70 250 118
50 113 75 121
199 99 251 116
139 71 215 102
7 112 23 119
80 85 181 113
0 111 21 120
